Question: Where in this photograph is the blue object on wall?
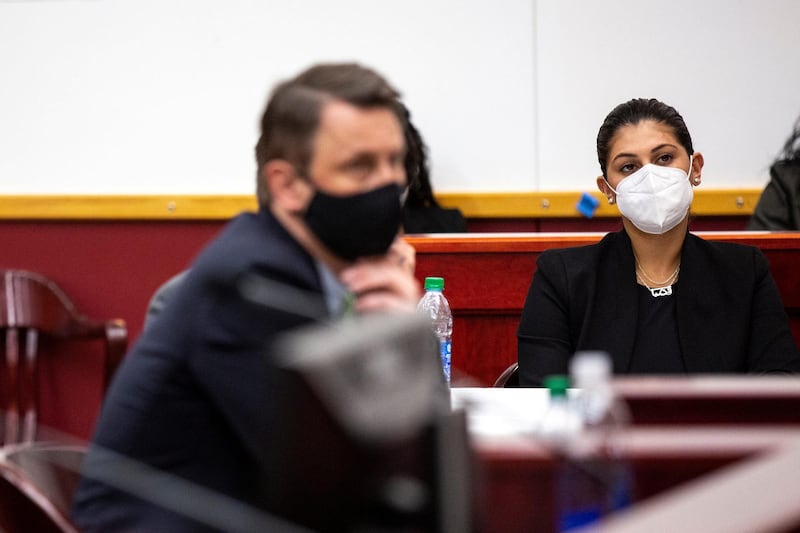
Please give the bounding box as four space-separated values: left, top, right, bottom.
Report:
576 192 600 218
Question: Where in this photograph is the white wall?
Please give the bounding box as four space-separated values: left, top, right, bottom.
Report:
535 0 800 191
0 0 798 195
0 0 536 194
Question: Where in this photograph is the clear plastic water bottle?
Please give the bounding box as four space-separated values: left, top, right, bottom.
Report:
417 277 453 384
537 375 582 442
570 351 630 439
555 351 633 531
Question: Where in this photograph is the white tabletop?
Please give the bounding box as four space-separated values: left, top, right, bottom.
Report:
450 387 580 438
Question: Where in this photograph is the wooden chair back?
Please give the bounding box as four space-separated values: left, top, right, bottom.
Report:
0 270 127 445
0 442 85 533
493 362 520 387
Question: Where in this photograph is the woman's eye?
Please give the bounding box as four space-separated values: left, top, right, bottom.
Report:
347 159 372 173
620 163 635 173
657 153 673 164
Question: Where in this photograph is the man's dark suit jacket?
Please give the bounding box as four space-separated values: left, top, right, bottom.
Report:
517 230 800 387
144 269 188 329
72 209 326 532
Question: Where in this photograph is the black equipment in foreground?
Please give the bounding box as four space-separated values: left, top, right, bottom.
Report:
264 312 476 533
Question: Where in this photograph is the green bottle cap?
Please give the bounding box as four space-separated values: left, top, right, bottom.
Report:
424 277 444 290
543 375 570 397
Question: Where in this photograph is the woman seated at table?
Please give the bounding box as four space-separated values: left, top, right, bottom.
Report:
517 98 800 387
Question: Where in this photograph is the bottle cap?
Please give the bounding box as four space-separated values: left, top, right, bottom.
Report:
570 351 611 387
543 375 570 397
424 277 444 290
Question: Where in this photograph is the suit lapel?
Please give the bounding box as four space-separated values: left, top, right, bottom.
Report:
675 234 724 372
582 231 639 373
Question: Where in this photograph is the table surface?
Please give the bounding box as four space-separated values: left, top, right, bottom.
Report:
450 385 800 533
450 386 800 452
451 386 555 438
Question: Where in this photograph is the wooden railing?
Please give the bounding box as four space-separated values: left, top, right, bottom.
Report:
0 190 762 219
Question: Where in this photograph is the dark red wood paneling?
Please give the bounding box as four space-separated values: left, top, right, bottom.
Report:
0 220 223 439
1 219 797 437
411 232 800 385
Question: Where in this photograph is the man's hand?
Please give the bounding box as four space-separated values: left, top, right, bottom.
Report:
340 238 421 313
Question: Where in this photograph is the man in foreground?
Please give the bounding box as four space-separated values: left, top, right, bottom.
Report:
73 62 420 532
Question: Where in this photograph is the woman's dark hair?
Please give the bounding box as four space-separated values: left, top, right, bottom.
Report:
777 115 800 162
596 98 694 178
402 106 440 208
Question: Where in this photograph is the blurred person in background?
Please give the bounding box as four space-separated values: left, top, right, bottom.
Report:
748 114 800 230
401 107 467 234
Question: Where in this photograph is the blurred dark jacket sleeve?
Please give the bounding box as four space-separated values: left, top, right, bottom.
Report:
144 270 189 329
747 161 800 230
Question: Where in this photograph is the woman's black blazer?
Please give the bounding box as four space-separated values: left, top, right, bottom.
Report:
517 230 800 386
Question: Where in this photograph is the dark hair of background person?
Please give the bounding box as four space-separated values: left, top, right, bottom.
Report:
596 98 695 178
254 63 405 208
402 107 438 209
777 115 800 161
401 106 468 233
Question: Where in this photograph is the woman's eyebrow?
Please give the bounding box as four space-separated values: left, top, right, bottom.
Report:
651 143 678 153
611 152 636 163
612 143 679 164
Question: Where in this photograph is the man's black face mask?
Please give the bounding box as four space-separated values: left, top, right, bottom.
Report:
304 183 403 261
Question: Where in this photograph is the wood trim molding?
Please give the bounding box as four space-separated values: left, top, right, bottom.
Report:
0 189 762 220
0 195 259 220
435 189 761 218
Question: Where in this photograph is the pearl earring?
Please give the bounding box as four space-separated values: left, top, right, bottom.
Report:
608 197 615 205
693 177 700 184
